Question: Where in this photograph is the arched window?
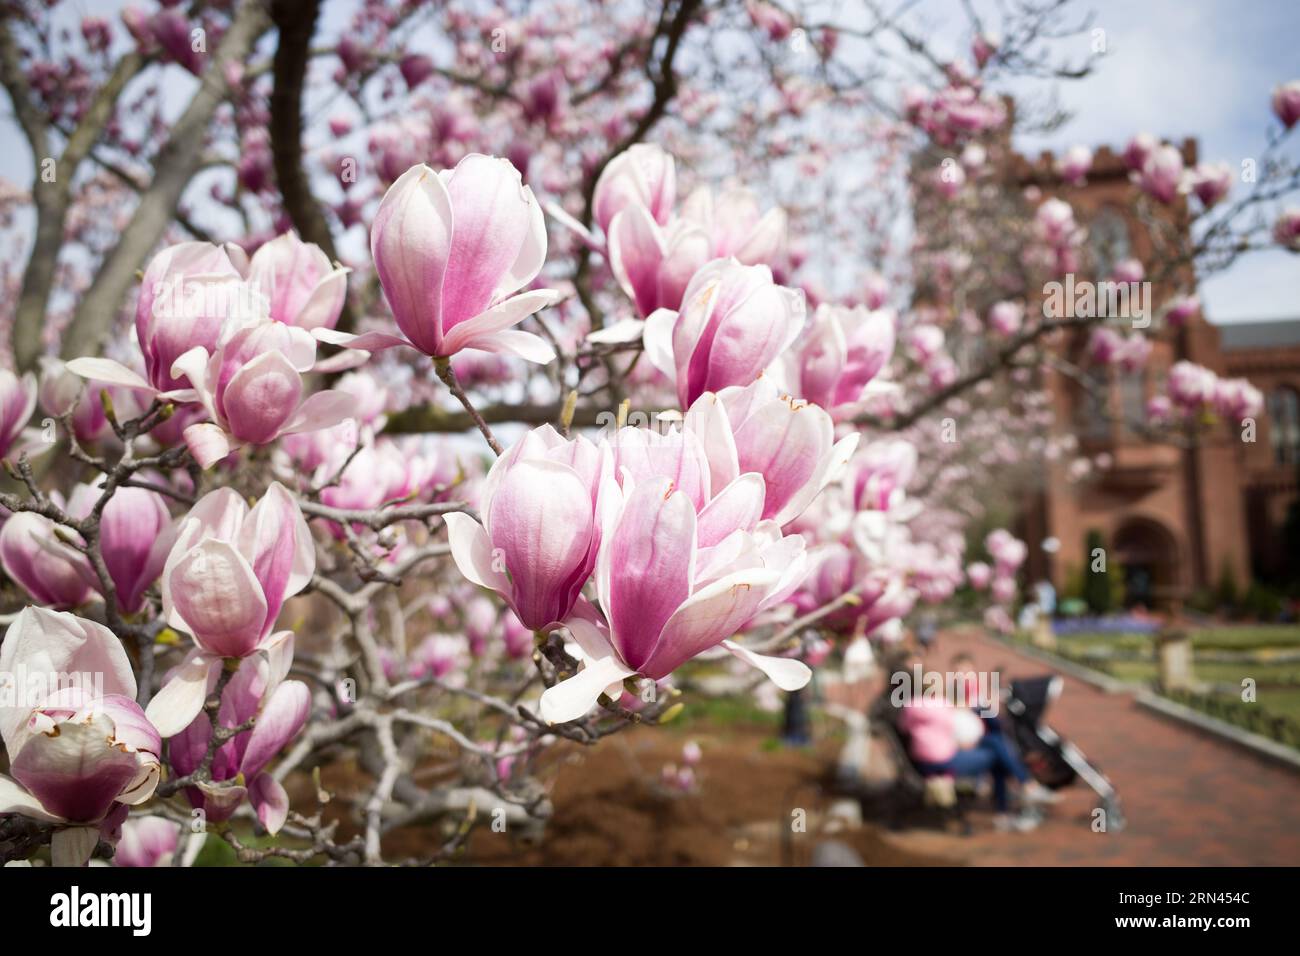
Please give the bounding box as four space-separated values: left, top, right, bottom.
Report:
1269 387 1300 465
1089 207 1132 279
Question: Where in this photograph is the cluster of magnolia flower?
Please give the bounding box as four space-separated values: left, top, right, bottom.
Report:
0 482 317 865
927 79 1300 266
1 142 956 865
1117 81 1300 241
901 54 1009 150
965 529 1029 634
904 323 960 393
1088 325 1154 374
1030 197 1086 276
0 157 565 863
445 375 861 724
1148 360 1264 425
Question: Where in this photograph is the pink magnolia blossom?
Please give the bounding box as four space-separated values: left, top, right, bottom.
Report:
98 486 176 614
966 561 992 590
907 83 1007 145
863 273 890 310
309 437 428 536
985 528 1027 574
1056 145 1092 185
991 575 1017 604
932 160 966 199
787 304 896 411
972 32 999 68
408 634 470 681
606 205 710 317
1167 360 1219 408
961 143 987 173
1034 198 1079 247
0 369 37 460
522 70 566 126
602 423 712 512
399 53 435 89
1188 162 1231 208
1213 378 1264 422
0 510 94 609
1089 327 1149 370
279 418 360 475
120 6 150 51
905 323 945 364
848 439 918 513
67 241 247 395
1136 145 1185 204
1272 80 1300 129
679 185 788 265
146 484 313 737
113 816 181 867
1164 294 1200 327
368 118 427 185
1274 207 1300 251
912 543 966 604
1119 333 1152 373
537 475 811 724
10 481 177 615
444 426 607 632
641 259 805 409
1110 258 1145 285
243 232 349 330
747 0 794 40
319 156 559 363
150 9 202 74
464 595 498 657
328 114 353 138
168 635 309 835
684 377 860 526
80 15 112 52
925 354 959 390
171 320 353 468
1089 326 1123 365
1122 133 1157 172
988 300 1023 336
793 544 915 638
592 143 677 235
0 607 161 866
1147 394 1173 422
502 611 533 660
38 358 109 444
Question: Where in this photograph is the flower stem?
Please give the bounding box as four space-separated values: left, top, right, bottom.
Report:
434 356 503 456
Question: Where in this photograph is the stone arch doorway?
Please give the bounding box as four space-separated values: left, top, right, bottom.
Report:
1113 517 1181 609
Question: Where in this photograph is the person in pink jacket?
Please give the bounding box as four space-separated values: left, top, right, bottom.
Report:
895 652 1053 829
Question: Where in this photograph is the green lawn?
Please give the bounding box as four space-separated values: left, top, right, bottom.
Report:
1048 625 1300 728
1189 626 1300 651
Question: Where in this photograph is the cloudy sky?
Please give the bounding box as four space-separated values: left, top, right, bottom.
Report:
1 0 1296 324
1001 0 1300 322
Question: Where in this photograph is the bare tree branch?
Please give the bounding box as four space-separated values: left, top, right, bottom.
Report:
58 0 271 363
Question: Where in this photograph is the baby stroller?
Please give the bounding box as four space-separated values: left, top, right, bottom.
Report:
1003 675 1126 832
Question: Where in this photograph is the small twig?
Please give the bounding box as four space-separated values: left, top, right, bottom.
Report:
434 356 503 456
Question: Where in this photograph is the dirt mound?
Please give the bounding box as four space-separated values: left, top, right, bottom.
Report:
454 726 951 866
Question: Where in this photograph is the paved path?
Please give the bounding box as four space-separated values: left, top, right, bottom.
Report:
876 627 1300 866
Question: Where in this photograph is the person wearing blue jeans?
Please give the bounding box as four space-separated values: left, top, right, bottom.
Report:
916 728 1030 814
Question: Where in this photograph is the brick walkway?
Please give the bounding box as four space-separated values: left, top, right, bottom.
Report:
875 627 1300 866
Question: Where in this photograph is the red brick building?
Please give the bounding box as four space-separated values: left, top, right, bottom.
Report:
1014 144 1300 607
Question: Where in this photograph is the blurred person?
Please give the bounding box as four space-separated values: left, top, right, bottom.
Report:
916 611 939 651
897 651 1054 831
